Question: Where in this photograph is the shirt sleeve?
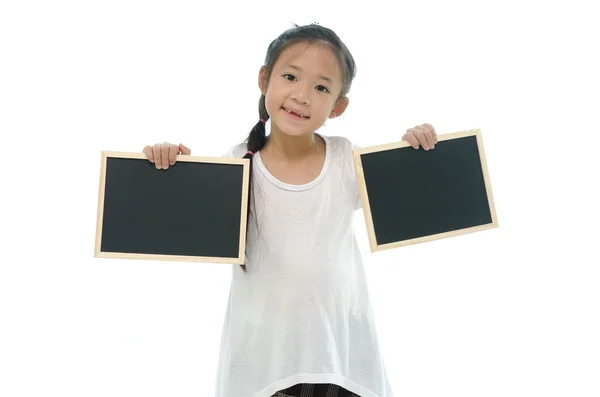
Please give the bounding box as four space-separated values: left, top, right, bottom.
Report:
221 144 239 158
350 142 363 211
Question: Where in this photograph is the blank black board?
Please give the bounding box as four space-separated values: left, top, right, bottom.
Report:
95 151 250 264
353 128 498 252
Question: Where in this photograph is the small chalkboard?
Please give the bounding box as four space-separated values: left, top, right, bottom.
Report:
353 128 498 252
94 151 250 264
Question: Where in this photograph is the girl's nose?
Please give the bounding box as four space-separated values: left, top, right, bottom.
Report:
291 86 310 105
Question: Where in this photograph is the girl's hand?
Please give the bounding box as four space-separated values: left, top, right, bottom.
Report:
142 142 192 170
402 123 438 151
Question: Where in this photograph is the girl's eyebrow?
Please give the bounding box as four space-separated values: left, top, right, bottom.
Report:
284 64 333 84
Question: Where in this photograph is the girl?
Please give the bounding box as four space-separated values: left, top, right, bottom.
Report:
143 23 437 397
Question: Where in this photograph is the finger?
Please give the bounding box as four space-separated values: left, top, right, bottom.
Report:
414 126 432 150
424 123 438 144
419 123 436 148
143 145 154 163
153 143 162 169
168 144 178 166
404 131 420 149
423 125 435 149
160 143 170 169
179 143 191 155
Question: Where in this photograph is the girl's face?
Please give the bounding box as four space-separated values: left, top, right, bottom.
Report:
259 42 349 138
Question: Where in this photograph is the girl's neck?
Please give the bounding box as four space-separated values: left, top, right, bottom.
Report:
263 128 320 161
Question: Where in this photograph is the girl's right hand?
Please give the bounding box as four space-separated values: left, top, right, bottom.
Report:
142 142 192 169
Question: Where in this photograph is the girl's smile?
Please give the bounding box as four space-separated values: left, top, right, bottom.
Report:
282 106 310 120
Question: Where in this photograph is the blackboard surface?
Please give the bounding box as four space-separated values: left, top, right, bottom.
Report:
95 151 250 263
353 128 497 252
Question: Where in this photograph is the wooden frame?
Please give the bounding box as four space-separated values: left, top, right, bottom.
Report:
95 151 250 264
353 128 498 252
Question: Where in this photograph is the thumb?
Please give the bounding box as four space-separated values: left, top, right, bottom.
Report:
179 143 191 155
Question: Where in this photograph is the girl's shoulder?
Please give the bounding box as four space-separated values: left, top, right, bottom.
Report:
321 134 360 160
220 142 248 158
324 134 358 150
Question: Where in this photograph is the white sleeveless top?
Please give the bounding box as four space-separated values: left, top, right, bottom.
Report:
215 129 395 397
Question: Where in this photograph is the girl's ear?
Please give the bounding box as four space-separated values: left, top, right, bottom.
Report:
258 66 268 95
329 96 350 119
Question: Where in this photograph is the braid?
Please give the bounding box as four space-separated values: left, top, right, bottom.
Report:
240 94 269 273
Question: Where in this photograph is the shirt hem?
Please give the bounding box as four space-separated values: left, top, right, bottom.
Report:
253 373 380 397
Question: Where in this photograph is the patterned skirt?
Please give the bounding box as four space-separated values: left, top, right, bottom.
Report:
272 383 360 397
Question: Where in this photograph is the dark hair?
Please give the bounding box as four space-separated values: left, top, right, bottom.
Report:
240 23 357 273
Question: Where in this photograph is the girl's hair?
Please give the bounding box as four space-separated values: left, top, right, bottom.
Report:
240 23 357 273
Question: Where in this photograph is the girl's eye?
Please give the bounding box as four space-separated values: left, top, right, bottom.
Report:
283 74 330 94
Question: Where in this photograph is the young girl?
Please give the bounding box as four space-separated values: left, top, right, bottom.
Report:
143 23 437 397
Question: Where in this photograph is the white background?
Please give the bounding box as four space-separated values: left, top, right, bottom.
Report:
1 0 598 396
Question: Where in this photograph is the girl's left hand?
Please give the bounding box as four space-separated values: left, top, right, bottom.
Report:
402 123 438 151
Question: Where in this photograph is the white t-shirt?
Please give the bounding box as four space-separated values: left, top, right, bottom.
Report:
215 129 394 397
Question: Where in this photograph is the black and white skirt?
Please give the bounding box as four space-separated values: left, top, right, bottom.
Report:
272 383 360 397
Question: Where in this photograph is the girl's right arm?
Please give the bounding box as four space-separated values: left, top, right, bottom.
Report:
142 142 191 170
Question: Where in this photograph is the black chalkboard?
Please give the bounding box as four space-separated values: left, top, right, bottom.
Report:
94 151 250 263
353 128 497 252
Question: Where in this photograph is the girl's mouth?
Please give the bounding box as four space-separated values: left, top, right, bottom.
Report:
282 107 309 119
